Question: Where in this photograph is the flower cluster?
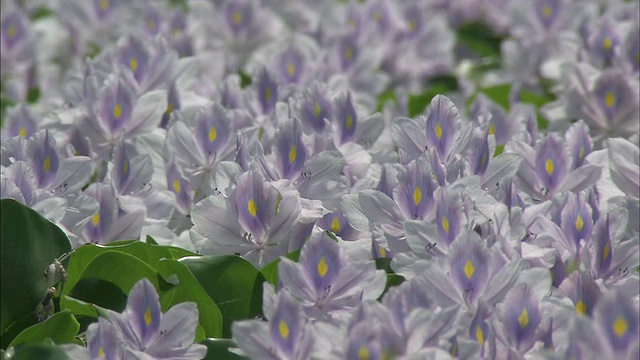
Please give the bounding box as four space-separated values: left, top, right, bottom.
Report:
1 0 638 359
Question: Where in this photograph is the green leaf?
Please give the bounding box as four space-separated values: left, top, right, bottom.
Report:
200 338 246 360
519 90 554 130
145 235 159 245
69 251 161 299
26 88 40 104
0 199 72 338
156 259 224 338
67 278 128 313
260 250 301 287
375 258 394 274
8 311 79 348
407 75 459 117
5 344 70 360
64 241 195 296
180 256 265 338
379 274 405 300
456 22 504 58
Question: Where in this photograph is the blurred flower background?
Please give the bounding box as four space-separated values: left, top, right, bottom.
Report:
0 0 638 359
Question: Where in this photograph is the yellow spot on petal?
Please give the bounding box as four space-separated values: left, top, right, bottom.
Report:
358 346 370 360
579 146 585 160
144 306 152 326
100 0 109 11
331 217 341 234
450 342 458 357
464 259 475 280
232 11 242 25
289 144 297 164
346 114 353 129
345 47 353 61
379 247 386 258
604 91 615 108
373 11 382 22
314 102 321 118
7 25 16 38
147 20 155 30
603 241 610 260
481 152 487 166
247 198 257 217
129 57 138 72
518 308 529 328
488 123 495 135
43 155 51 174
613 316 627 337
265 87 272 103
173 179 181 194
19 127 27 137
92 212 100 227
166 102 174 117
317 256 328 277
413 186 422 205
279 319 289 339
576 300 586 315
123 160 129 175
602 36 612 51
542 5 552 18
208 126 217 143
407 20 416 32
442 216 450 234
435 122 443 140
545 158 554 176
476 325 484 343
575 215 584 232
98 347 105 357
113 103 122 120
287 63 295 77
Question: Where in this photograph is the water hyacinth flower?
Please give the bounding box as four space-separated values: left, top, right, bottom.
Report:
190 170 302 267
497 284 542 353
558 270 601 316
584 16 622 68
65 278 206 359
508 132 601 201
233 290 314 360
274 232 386 322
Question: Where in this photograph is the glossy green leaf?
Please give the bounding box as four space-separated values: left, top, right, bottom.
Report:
180 256 265 338
0 199 72 338
156 259 224 338
71 251 161 298
4 344 70 360
68 278 128 313
200 338 246 360
64 241 195 296
260 250 301 287
8 310 78 348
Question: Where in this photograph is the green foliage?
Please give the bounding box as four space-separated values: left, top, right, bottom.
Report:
407 75 459 117
0 199 72 344
200 338 247 360
180 256 266 338
8 311 79 348
456 22 504 58
260 249 301 287
2 344 70 360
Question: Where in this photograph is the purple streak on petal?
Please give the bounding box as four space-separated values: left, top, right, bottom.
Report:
98 73 136 135
535 0 560 29
587 17 621 66
119 35 149 83
376 164 398 198
82 183 117 244
436 189 463 246
1 10 28 50
93 0 119 20
166 162 192 214
273 117 307 180
565 120 592 170
338 37 358 71
278 46 305 84
235 171 277 243
425 95 460 161
125 278 162 349
500 285 541 351
560 193 593 249
595 289 639 351
468 128 490 176
317 209 357 241
334 91 358 145
299 233 343 295
299 82 332 133
224 0 254 36
112 139 131 194
593 70 635 125
623 28 639 73
535 133 568 195
194 103 232 159
269 291 302 357
28 130 59 188
87 318 125 359
160 81 180 129
558 271 601 316
256 67 278 115
393 159 436 220
6 105 37 138
593 214 613 277
550 251 567 288
449 232 490 303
